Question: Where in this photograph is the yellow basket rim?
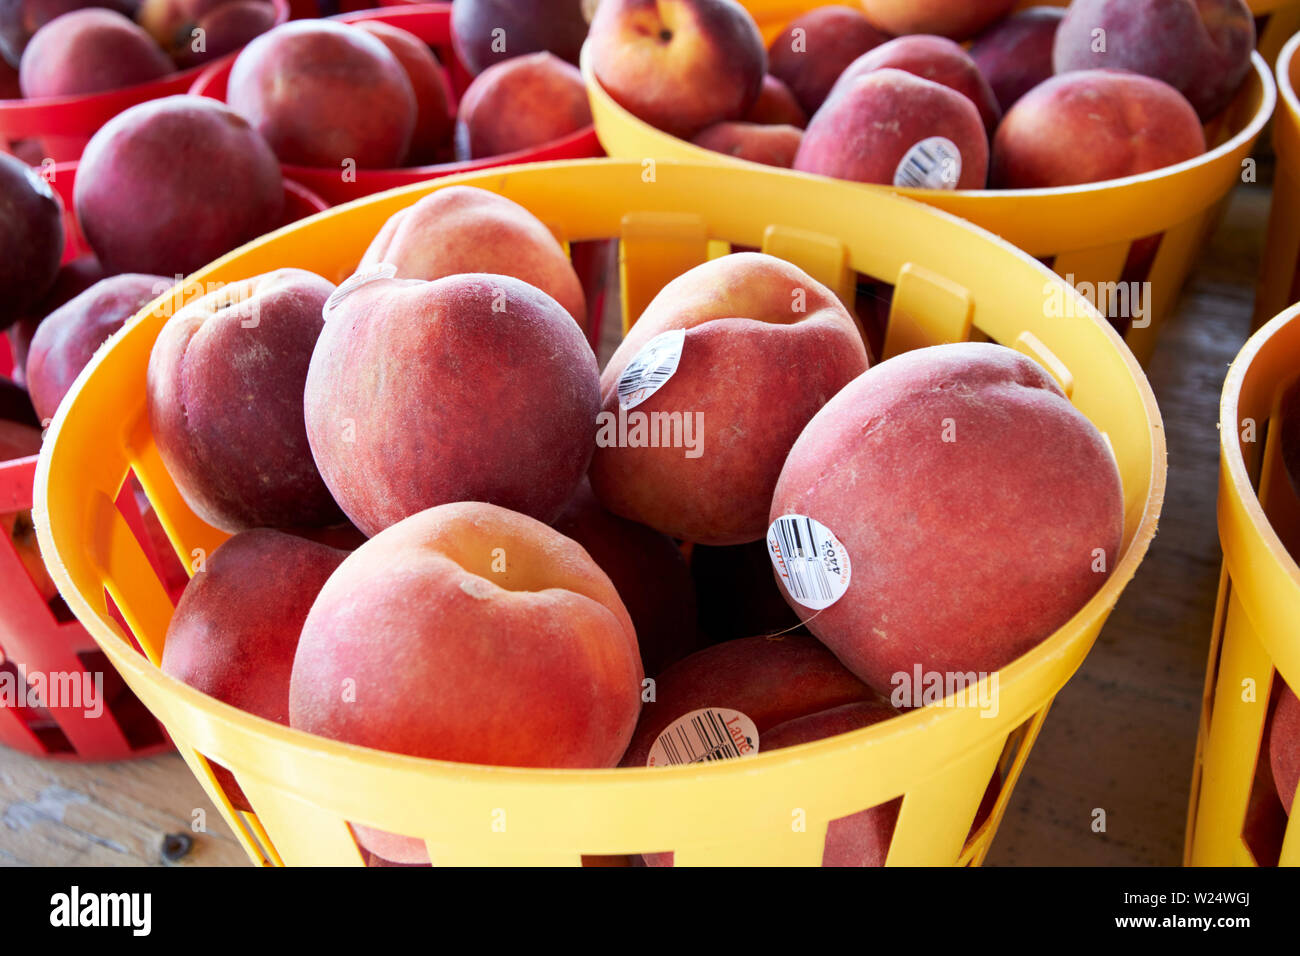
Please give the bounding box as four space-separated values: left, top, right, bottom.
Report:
579 45 1277 203
31 157 1167 790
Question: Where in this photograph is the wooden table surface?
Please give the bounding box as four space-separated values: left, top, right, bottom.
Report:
0 182 1275 868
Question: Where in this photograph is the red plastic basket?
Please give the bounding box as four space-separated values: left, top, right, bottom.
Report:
0 0 291 163
188 3 604 205
0 163 326 761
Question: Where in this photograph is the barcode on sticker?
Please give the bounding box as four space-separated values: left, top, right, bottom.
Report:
646 707 759 767
617 328 685 410
894 136 962 190
767 514 852 610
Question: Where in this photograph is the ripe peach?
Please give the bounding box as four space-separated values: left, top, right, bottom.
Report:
969 5 1064 112
830 35 1001 135
359 185 587 329
289 501 642 863
147 268 343 533
589 252 867 546
766 5 888 115
587 0 766 139
1053 0 1254 121
450 0 588 76
354 19 454 166
161 529 347 811
19 8 171 98
455 51 590 160
794 68 989 190
74 95 284 276
169 0 277 69
0 0 135 67
744 74 806 127
1271 683 1299 814
227 20 416 169
769 343 1124 696
691 121 801 168
991 70 1206 189
553 478 700 678
5 255 106 387
860 0 1017 41
26 273 167 424
0 150 63 330
304 272 599 537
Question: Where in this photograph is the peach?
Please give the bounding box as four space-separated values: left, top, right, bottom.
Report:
769 343 1124 696
621 633 875 768
861 0 1018 41
766 5 888 115
170 0 277 69
691 120 801 168
26 273 167 424
991 70 1206 189
794 69 989 190
0 150 63 330
587 0 766 139
829 35 1001 135
455 51 590 160
147 268 343 533
589 252 868 546
5 254 106 388
553 478 700 678
304 272 599 537
969 5 1064 112
289 501 642 862
19 9 171 98
744 74 805 127
1054 0 1254 121
1271 683 1299 814
690 540 801 644
0 0 135 66
226 20 416 169
450 0 588 76
161 529 347 811
359 185 587 329
354 19 454 166
74 95 284 276
645 699 900 867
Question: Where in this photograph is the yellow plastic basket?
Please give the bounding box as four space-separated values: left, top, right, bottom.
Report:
1185 306 1300 867
1256 33 1300 327
34 159 1165 866
584 4 1277 367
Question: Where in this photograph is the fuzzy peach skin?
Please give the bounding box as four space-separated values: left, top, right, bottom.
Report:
304 273 599 537
289 501 643 863
861 0 1017 41
360 186 587 330
354 19 454 166
0 151 63 330
589 252 868 546
691 121 801 168
19 8 171 98
587 0 765 139
450 0 588 76
161 529 347 812
0 0 135 67
147 268 343 533
455 51 591 160
1053 0 1254 121
745 74 806 127
969 5 1064 113
794 69 988 190
1272 683 1300 815
172 0 277 69
767 5 888 116
769 343 1125 696
829 35 1001 135
74 95 284 277
26 273 167 424
644 699 900 867
991 70 1206 189
553 478 700 678
227 20 416 169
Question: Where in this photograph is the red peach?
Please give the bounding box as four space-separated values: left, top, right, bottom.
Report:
19 8 171 98
744 74 806 127
450 0 588 76
767 5 889 115
861 0 1018 41
0 150 63 330
354 20 454 166
455 51 590 160
691 121 802 168
969 5 1064 112
1271 683 1299 814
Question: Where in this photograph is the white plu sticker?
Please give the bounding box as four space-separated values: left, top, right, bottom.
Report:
767 514 852 610
324 261 397 316
617 328 685 410
894 136 962 190
646 707 759 767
